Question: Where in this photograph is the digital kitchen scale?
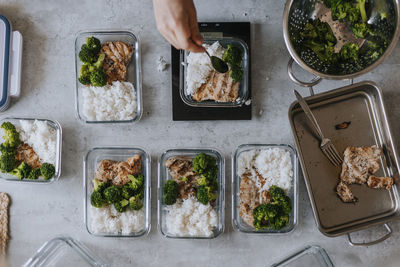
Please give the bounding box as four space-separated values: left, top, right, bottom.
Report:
171 22 251 121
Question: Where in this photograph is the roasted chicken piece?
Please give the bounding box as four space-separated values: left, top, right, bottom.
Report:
340 146 382 184
239 173 261 228
95 155 142 186
192 70 239 103
101 41 133 83
16 143 41 169
367 176 394 190
166 157 199 199
336 181 357 203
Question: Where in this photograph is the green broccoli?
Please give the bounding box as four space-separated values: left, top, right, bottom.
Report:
28 168 41 180
229 64 243 83
128 174 145 192
10 162 32 180
114 199 129 213
90 69 107 87
129 196 143 210
222 44 243 66
163 180 179 205
40 163 55 180
0 152 17 173
122 184 136 199
91 190 106 208
1 122 20 148
103 185 122 204
196 185 218 205
78 44 97 64
86 36 101 54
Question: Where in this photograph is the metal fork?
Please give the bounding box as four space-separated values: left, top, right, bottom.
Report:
294 90 343 166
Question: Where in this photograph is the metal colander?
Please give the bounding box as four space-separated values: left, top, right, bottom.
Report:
283 0 400 81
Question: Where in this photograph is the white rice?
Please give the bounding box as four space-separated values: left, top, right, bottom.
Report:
18 120 57 165
82 81 137 121
89 205 145 235
165 196 218 237
238 148 293 193
186 41 225 96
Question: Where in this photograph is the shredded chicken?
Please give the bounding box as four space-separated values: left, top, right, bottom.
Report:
367 176 394 190
336 181 357 203
16 143 41 169
101 41 133 84
192 70 239 103
95 155 142 186
165 157 199 199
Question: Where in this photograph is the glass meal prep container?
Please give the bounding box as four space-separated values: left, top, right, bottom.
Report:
232 144 298 234
158 148 225 239
179 37 249 107
84 147 151 237
23 236 107 267
75 30 142 124
271 245 334 267
0 117 62 183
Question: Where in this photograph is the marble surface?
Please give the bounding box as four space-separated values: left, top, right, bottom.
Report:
1 0 400 266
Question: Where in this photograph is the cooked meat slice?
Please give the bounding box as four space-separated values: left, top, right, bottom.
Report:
127 155 142 175
192 70 239 103
367 176 394 190
165 157 196 180
340 146 382 184
0 192 10 254
95 159 118 182
336 181 357 203
239 173 260 227
16 143 41 169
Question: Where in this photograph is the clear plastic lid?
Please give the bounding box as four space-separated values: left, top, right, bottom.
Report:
23 236 108 267
0 14 11 108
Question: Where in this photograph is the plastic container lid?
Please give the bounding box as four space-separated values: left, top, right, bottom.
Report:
0 14 22 112
271 245 334 267
23 236 108 267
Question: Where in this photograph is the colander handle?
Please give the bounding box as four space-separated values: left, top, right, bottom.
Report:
347 223 392 246
287 57 322 95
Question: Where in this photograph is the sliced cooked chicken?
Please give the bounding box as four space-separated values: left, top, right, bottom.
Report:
367 176 394 190
192 70 239 103
16 143 41 169
336 181 357 203
340 146 382 184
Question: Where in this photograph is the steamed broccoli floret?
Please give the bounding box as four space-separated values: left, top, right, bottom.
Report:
129 196 143 210
28 168 41 180
196 185 218 205
128 174 145 192
1 122 20 148
0 152 17 173
86 36 101 54
163 180 179 205
10 162 32 180
114 199 129 213
40 163 55 180
79 44 97 64
104 185 122 204
90 69 107 87
91 190 106 208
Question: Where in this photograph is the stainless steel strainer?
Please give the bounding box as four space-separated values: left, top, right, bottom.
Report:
283 0 400 88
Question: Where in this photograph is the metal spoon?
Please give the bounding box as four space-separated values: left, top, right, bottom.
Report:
205 50 229 73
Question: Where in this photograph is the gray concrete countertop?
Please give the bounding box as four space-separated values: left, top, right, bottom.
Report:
1 0 400 266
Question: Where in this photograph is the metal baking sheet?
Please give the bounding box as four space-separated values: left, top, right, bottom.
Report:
289 81 400 237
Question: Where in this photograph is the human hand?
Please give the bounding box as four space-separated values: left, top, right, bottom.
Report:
152 0 205 52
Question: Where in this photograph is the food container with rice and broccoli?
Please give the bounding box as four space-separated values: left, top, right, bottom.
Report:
75 31 142 123
85 147 150 237
180 38 249 107
158 149 224 238
232 144 298 234
0 117 62 183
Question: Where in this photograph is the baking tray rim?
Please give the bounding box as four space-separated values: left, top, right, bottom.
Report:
288 80 400 237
